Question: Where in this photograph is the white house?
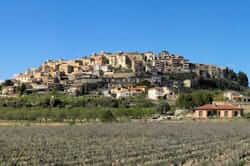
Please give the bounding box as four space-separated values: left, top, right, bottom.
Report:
111 87 138 99
93 65 112 72
183 79 192 88
102 89 112 97
116 90 131 99
1 86 15 95
223 90 250 103
148 88 164 100
15 74 32 83
31 83 49 90
148 87 175 100
224 91 242 101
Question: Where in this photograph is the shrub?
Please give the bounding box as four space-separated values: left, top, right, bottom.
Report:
156 102 171 114
99 110 117 122
176 90 213 109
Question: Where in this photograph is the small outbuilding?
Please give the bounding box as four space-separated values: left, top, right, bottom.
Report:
194 104 243 119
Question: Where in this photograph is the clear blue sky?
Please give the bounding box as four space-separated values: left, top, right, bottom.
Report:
0 0 250 80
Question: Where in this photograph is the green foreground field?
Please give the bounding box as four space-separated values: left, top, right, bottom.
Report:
1 121 250 166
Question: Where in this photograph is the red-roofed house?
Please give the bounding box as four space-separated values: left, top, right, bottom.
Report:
194 104 243 119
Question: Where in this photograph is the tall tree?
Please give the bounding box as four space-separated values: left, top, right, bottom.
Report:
156 101 171 114
238 71 249 87
226 69 238 81
16 84 26 95
176 91 213 109
2 80 14 86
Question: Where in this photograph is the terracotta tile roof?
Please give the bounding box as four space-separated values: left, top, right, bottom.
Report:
135 86 147 88
195 104 242 111
195 104 217 110
217 104 242 110
233 96 242 98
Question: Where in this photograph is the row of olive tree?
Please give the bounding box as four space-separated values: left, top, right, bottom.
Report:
0 106 157 122
0 94 157 109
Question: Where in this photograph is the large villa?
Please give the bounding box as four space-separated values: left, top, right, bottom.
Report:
194 104 244 119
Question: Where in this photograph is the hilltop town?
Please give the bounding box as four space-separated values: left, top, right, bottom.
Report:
3 50 232 96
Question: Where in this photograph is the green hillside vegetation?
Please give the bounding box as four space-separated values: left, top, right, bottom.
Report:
0 93 159 122
176 90 223 109
0 89 235 122
165 70 248 91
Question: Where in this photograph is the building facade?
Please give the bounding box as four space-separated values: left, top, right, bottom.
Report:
194 104 243 119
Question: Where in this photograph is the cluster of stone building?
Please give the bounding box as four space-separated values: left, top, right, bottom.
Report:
0 50 228 100
14 50 227 88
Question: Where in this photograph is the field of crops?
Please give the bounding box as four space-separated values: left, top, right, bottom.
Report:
1 121 250 166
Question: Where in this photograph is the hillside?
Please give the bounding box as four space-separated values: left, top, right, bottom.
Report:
0 50 246 96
